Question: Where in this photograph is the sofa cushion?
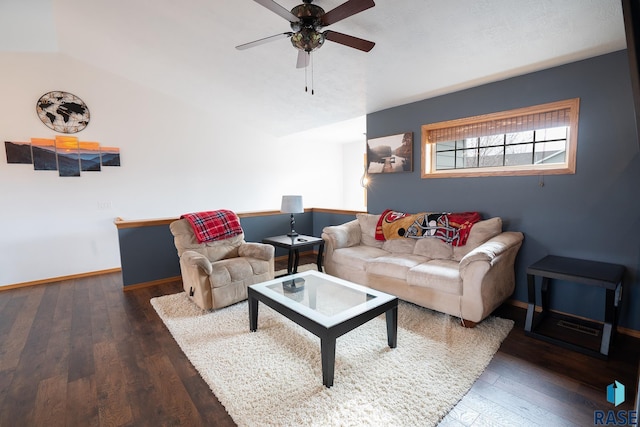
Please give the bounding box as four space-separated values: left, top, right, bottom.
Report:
407 260 462 295
356 213 383 248
382 238 417 254
331 246 389 270
452 217 502 261
365 254 428 280
413 237 453 260
209 257 256 288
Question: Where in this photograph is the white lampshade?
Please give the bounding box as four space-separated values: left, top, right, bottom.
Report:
281 195 303 213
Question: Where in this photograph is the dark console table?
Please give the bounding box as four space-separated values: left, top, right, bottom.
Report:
525 255 624 359
262 234 324 276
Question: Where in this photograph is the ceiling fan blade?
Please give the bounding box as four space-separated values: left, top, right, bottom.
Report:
253 0 300 23
324 30 375 52
296 50 310 68
321 0 375 26
236 32 293 50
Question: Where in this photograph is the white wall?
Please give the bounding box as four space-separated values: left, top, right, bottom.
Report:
0 52 347 286
0 0 56 52
275 116 367 211
342 141 367 211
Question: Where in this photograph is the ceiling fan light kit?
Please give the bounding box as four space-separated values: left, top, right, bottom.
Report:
291 27 325 52
237 0 376 93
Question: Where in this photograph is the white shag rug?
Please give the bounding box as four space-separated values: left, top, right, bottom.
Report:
151 288 513 427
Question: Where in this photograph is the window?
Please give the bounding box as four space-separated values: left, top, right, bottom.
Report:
421 98 579 178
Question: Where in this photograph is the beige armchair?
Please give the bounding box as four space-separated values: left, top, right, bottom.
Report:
170 218 275 310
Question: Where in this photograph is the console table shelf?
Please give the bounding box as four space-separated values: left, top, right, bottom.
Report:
524 255 624 359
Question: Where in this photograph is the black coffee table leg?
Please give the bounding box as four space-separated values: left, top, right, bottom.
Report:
249 295 259 332
386 305 398 348
321 337 336 388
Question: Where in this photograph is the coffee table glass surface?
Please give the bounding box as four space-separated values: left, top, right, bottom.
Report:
248 270 398 387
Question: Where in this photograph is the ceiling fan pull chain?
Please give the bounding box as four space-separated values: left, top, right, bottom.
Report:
305 58 308 93
311 52 315 95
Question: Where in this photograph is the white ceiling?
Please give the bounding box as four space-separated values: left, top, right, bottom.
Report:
1 0 627 140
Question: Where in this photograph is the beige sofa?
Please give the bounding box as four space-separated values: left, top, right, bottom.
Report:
322 214 524 326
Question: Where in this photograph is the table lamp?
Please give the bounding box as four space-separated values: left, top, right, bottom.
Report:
281 195 303 237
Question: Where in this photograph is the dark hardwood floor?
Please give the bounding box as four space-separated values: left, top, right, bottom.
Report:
1 254 638 426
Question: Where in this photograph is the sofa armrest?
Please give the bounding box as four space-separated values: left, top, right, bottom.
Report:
458 231 524 322
181 250 213 275
239 242 275 261
322 219 361 250
459 231 524 272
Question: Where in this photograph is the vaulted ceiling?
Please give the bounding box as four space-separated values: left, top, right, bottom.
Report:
1 0 627 139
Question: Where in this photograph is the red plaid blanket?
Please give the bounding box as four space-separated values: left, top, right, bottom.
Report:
375 210 481 246
180 210 243 243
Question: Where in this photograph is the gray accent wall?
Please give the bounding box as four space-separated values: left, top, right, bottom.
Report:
312 211 359 237
117 211 356 287
242 212 314 258
366 50 640 331
118 224 181 286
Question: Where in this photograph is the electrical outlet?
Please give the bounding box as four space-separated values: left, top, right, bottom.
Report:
97 201 112 210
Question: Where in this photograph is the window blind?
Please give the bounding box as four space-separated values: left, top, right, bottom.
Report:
425 107 572 144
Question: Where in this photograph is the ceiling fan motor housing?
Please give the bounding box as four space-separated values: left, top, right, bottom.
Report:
290 3 325 52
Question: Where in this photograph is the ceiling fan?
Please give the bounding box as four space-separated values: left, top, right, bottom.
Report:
236 0 376 69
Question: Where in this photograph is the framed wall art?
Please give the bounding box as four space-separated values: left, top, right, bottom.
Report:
4 138 121 177
367 132 413 173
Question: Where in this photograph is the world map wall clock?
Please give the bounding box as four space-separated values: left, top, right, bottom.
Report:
36 91 90 134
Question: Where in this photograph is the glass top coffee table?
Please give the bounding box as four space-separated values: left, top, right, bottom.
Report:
248 270 398 387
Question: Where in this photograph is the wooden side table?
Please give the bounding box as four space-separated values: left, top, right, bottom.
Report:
525 255 624 359
262 234 324 276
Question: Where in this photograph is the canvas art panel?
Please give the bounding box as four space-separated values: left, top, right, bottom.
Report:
101 146 121 167
31 138 57 171
55 135 81 177
79 141 102 171
4 141 32 164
